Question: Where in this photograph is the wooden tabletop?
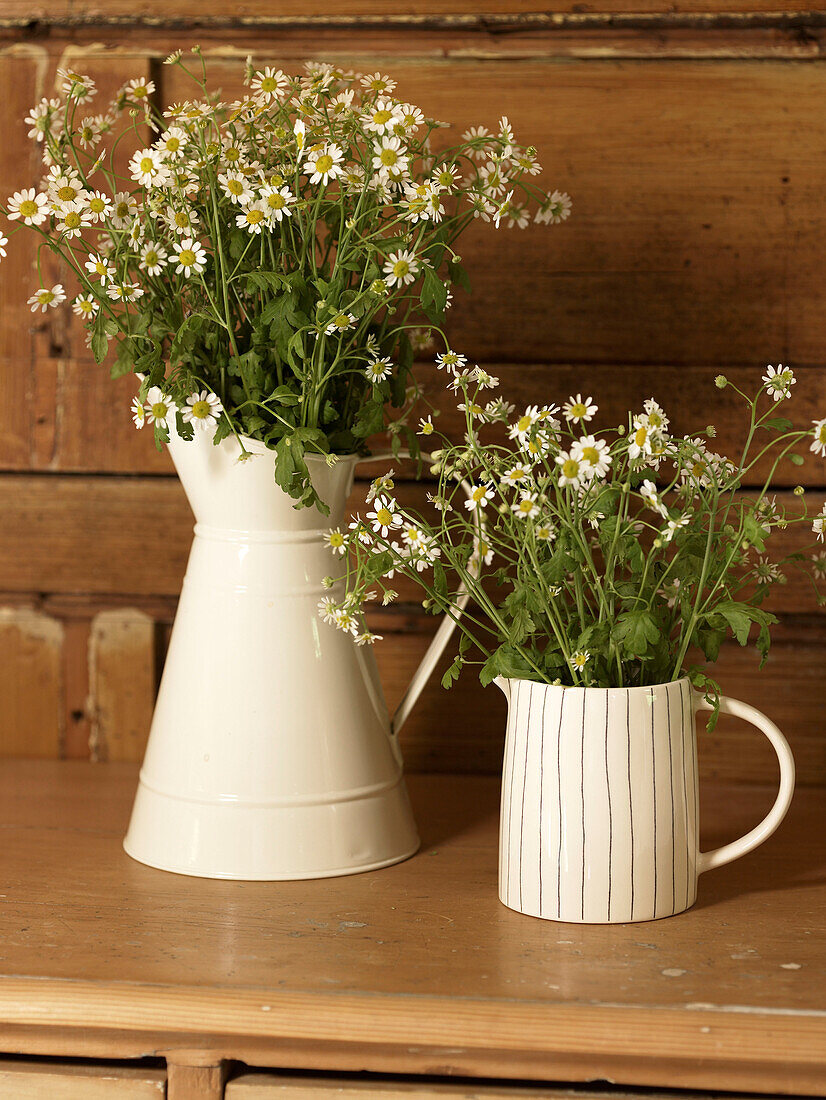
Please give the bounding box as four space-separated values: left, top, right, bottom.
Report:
0 761 823 1095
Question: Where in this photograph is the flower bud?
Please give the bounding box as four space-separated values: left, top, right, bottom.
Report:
794 485 805 496
322 575 334 588
715 375 728 389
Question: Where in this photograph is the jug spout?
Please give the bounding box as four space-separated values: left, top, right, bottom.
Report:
493 676 511 701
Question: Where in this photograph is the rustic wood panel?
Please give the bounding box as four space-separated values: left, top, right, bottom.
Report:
0 3 814 26
88 609 156 762
0 608 63 757
0 475 822 608
7 361 826 486
0 1059 166 1098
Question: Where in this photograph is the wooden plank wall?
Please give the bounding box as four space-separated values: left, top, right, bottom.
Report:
1 3 826 786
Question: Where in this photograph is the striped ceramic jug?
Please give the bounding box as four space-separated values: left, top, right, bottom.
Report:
495 677 795 923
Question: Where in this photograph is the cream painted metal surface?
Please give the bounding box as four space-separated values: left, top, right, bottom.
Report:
124 427 459 880
495 676 795 923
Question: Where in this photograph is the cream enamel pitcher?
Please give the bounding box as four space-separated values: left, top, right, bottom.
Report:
495 677 795 923
124 423 463 880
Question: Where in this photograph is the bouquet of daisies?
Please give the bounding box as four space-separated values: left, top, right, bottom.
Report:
2 50 570 509
321 361 826 716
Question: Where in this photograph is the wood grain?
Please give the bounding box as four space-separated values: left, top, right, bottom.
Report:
0 1059 166 1097
88 609 156 763
0 608 63 757
0 763 823 1095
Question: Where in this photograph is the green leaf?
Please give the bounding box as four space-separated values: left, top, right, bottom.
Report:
449 260 472 294
789 453 804 466
761 416 793 432
420 266 448 321
441 655 463 690
613 610 659 658
91 313 109 364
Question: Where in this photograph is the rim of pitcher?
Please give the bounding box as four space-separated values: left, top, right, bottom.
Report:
499 674 692 693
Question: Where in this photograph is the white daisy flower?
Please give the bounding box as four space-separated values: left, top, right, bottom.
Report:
219 171 253 205
106 282 144 302
471 537 495 567
535 190 572 225
556 450 584 488
139 242 168 276
464 484 495 512
325 311 356 336
367 495 402 537
46 168 86 210
355 631 383 646
763 363 795 402
57 68 96 104
317 597 338 625
512 491 540 520
172 238 207 276
261 184 294 222
7 188 48 226
131 396 147 429
640 479 668 517
129 148 171 187
123 76 155 103
85 254 115 284
372 136 409 178
144 386 172 427
333 607 360 636
563 394 598 423
293 118 306 152
628 417 658 461
236 201 269 234
662 515 689 542
305 143 344 185
493 190 514 229
182 389 223 430
76 116 103 149
480 160 508 197
25 98 61 142
501 464 530 486
383 249 418 288
508 406 540 443
570 650 590 671
28 284 66 313
660 578 682 608
360 71 396 94
364 98 402 134
323 528 347 555
85 190 112 223
366 357 392 383
572 435 612 479
250 67 288 101
164 203 200 236
155 126 188 159
72 295 99 319
812 550 826 578
461 124 492 159
427 491 452 513
753 557 782 585
0 232 8 259
366 469 395 503
810 418 826 458
435 350 466 375
643 398 670 434
813 505 826 542
535 524 557 542
110 192 139 229
56 203 92 239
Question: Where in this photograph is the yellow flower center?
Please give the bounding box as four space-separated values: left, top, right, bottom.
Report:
518 499 534 513
561 459 580 479
392 259 409 278
334 314 349 329
376 507 392 526
315 154 333 174
634 426 648 447
517 415 532 433
569 402 587 419
139 157 155 174
472 487 487 503
260 76 278 93
246 208 265 225
267 193 285 209
191 399 210 419
329 531 344 547
145 250 158 266
819 425 826 443
19 199 37 217
165 136 180 152
151 401 167 419
174 211 189 227
89 196 105 212
132 84 149 98
57 185 77 201
38 290 54 304
94 261 106 274
227 178 243 195
582 446 600 465
373 109 393 125
80 300 93 313
225 147 241 162
691 461 706 478
64 211 81 229
178 249 196 266
116 202 129 218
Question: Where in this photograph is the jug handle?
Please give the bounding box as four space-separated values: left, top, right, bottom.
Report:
356 451 481 736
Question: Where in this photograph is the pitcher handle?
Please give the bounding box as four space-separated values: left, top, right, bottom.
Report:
356 450 480 736
694 692 795 874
